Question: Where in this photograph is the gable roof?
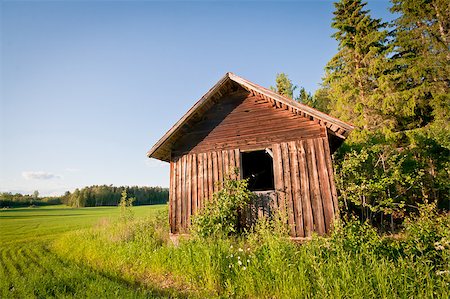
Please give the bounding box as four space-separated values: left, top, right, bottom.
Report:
147 72 354 162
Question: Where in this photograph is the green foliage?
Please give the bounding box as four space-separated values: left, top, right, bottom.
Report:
270 73 296 99
317 0 450 225
118 190 135 223
0 192 62 208
325 0 389 134
191 175 254 238
64 185 168 208
51 205 450 298
401 202 450 265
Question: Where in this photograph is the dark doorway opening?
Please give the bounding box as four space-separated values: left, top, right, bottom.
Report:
241 150 275 191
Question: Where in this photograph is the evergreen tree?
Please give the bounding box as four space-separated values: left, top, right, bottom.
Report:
324 0 389 139
382 0 449 147
270 73 296 99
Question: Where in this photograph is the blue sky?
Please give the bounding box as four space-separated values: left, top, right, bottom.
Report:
0 0 393 196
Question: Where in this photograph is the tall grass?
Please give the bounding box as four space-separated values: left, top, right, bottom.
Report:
53 204 450 298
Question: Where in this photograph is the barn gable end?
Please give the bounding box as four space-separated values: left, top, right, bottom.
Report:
147 73 354 238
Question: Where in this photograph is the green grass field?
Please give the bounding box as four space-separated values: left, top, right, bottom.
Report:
1 204 449 298
0 205 170 298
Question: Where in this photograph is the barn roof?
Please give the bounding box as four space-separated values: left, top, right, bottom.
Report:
147 72 354 162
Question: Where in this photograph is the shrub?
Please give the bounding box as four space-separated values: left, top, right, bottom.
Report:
191 175 255 238
401 202 450 265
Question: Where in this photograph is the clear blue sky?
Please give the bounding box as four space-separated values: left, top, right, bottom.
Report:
0 0 393 196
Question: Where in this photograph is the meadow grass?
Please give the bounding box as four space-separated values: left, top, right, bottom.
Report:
0 204 180 298
2 204 449 298
52 207 450 298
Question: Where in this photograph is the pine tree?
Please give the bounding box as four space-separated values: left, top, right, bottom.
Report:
382 0 449 148
324 0 389 139
270 73 296 99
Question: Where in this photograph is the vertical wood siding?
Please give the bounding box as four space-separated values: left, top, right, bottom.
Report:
169 137 338 237
170 149 240 233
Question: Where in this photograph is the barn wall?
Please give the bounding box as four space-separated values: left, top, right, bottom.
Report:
169 136 338 237
271 137 338 237
172 90 326 156
169 149 241 233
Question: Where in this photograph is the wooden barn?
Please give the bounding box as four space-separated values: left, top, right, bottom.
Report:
147 73 354 238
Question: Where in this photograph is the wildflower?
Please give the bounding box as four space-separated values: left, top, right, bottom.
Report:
230 245 233 249
238 248 243 252
230 254 233 258
238 260 242 266
434 242 445 251
436 270 449 276
247 259 250 263
243 267 246 270
229 264 232 268
247 248 250 251
238 256 240 260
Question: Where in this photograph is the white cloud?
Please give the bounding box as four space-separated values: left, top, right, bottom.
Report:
22 171 62 180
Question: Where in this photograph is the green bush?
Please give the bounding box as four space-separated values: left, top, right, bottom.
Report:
191 175 255 238
400 202 450 265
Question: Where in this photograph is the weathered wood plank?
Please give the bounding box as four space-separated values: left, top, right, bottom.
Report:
212 151 219 193
192 154 198 216
297 140 313 236
229 149 236 179
172 92 325 156
198 152 204 210
272 144 286 219
169 160 175 233
323 135 339 216
223 150 229 179
182 155 188 230
306 139 325 235
176 157 182 232
207 152 213 199
203 153 209 203
315 138 334 233
234 149 241 179
217 149 224 188
186 154 192 228
288 141 304 237
281 142 296 236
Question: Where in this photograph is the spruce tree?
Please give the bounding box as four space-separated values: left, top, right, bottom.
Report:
383 0 449 148
324 0 389 139
270 73 296 99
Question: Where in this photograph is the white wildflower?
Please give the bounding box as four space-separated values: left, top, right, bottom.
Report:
436 270 449 276
230 254 233 258
434 242 445 251
247 259 250 263
243 267 247 270
238 260 242 266
238 256 240 260
230 245 233 249
238 248 244 252
229 264 232 268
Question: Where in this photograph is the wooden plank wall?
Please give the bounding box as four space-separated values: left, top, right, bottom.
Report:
169 136 338 237
172 90 325 156
170 149 240 233
272 137 338 237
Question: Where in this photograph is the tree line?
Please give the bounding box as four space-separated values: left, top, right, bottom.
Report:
1 185 168 208
62 185 168 208
0 191 62 208
272 0 449 229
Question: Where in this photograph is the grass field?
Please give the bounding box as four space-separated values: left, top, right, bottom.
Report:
0 205 171 298
1 204 449 298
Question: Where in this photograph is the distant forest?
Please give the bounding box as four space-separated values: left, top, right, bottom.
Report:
0 185 168 208
62 185 168 207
